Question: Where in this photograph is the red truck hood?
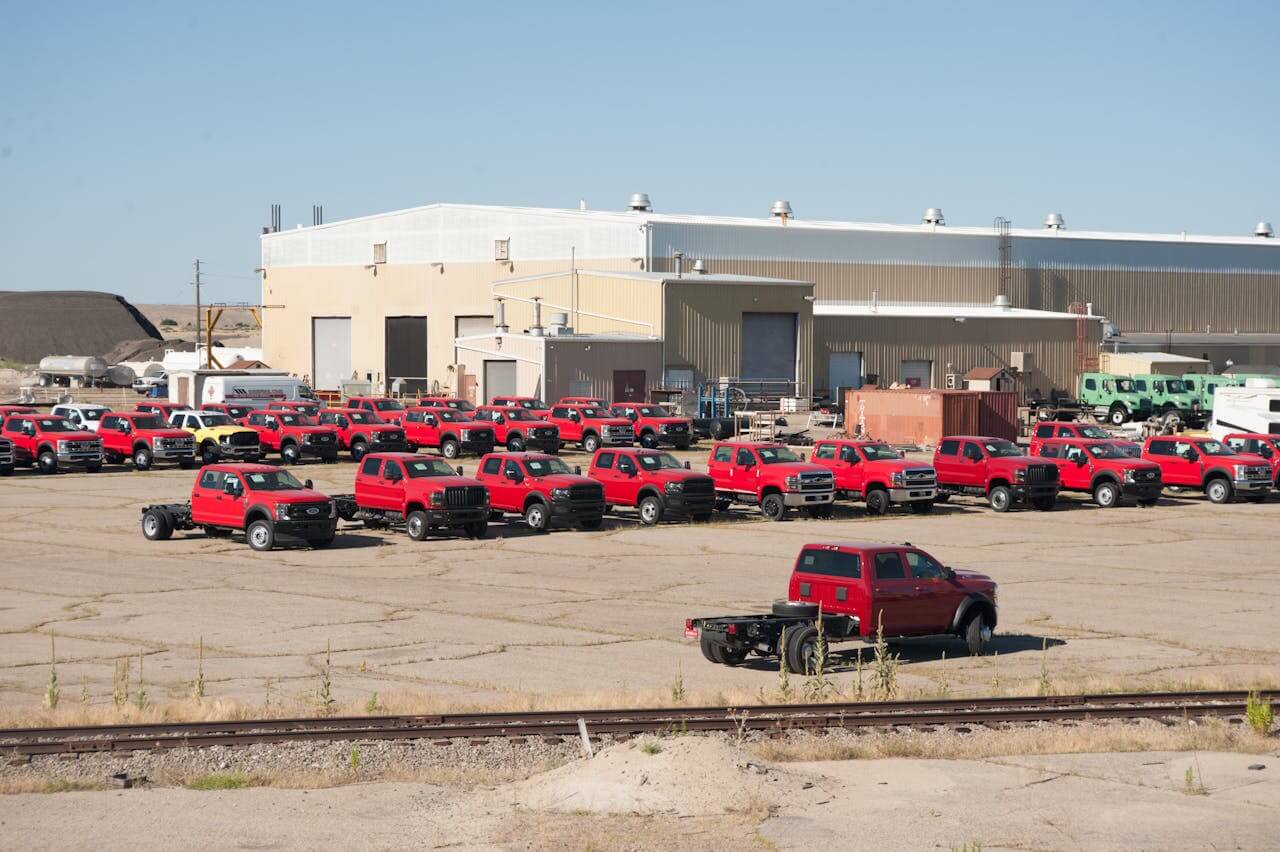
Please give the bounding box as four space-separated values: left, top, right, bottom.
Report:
986 456 1044 471
1223 452 1271 467
583 417 632 428
866 458 933 473
1100 458 1160 473
951 569 996 593
529 473 597 488
289 426 339 436
406 475 486 492
271 489 332 504
135 427 191 440
767 462 833 476
366 423 402 433
642 416 691 426
647 469 712 484
39 428 98 440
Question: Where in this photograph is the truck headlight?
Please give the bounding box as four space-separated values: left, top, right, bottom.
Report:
1015 468 1027 481
551 487 571 501
57 440 69 451
1234 464 1248 479
664 481 684 494
329 500 337 519
891 471 905 487
275 504 291 520
430 492 445 507
1124 469 1137 483
785 475 800 489
459 429 471 440
659 423 670 432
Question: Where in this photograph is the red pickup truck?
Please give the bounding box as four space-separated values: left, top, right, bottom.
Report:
557 396 609 407
1 413 103 474
200 402 255 425
135 402 186 422
346 396 409 425
689 542 999 670
98 411 196 470
316 408 408 460
1142 436 1272 503
1029 421 1140 457
267 400 323 419
609 403 693 450
1033 438 1163 508
244 410 340 464
809 439 937 515
141 464 338 551
1224 433 1280 487
588 448 715 524
475 452 606 531
546 403 634 452
415 395 476 413
402 407 496 458
707 441 836 520
471 405 560 452
343 453 489 540
491 396 551 418
0 434 14 476
933 436 1060 512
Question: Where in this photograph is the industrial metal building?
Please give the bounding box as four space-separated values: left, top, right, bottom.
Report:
259 199 1277 400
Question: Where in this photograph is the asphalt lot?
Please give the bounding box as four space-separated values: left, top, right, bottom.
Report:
1 446 1277 713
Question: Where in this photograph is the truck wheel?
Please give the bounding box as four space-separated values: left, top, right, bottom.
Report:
464 520 488 539
865 489 890 516
700 634 727 664
246 519 276 551
1205 477 1232 504
910 501 934 514
351 441 368 461
441 439 461 459
988 485 1012 512
714 498 732 512
36 451 58 475
308 534 335 548
141 509 173 541
201 444 219 466
1108 404 1129 426
406 510 429 541
133 447 153 471
524 501 550 532
721 647 749 665
760 493 786 521
582 433 601 453
1093 480 1120 508
772 600 819 618
639 432 658 449
638 495 664 526
963 611 993 656
785 625 822 675
281 444 300 465
506 434 526 452
709 419 728 440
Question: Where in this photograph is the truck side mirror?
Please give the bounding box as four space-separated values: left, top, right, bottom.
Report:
222 480 240 496
456 465 464 476
574 465 582 475
507 469 523 483
1260 445 1274 459
684 461 691 469
304 479 314 490
1183 449 1199 462
1074 455 1087 466
799 453 807 462
944 566 956 579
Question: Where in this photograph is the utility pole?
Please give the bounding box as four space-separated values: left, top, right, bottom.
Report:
194 258 202 367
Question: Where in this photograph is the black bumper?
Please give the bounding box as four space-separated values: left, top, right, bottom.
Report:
525 437 561 453
1010 484 1059 503
424 506 487 526
274 519 337 538
1122 482 1163 500
664 494 715 515
368 439 409 454
651 433 692 447
299 444 339 459
460 440 495 456
550 500 605 522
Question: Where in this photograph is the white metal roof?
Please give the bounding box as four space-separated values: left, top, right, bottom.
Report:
492 269 812 287
1107 352 1209 363
814 301 1102 321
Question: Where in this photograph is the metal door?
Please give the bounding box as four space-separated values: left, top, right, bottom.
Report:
484 360 518 403
828 352 863 392
312 317 352 392
900 359 932 389
613 370 646 403
385 316 428 394
740 313 797 381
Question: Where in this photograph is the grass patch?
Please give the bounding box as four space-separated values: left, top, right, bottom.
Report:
0 778 103 794
185 772 249 791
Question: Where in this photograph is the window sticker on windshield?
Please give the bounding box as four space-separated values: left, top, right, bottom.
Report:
247 474 268 484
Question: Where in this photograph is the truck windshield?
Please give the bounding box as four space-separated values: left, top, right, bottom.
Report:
1085 443 1129 460
1113 442 1141 458
132 415 164 430
759 447 802 464
505 409 539 421
36 419 76 432
515 399 544 409
1078 425 1110 439
1163 380 1187 393
1196 440 1235 456
1115 379 1136 392
638 452 683 471
276 414 303 426
78 409 106 422
374 400 405 412
294 404 319 416
436 410 467 422
983 440 1024 458
579 407 609 419
200 414 234 427
244 470 305 491
448 400 475 411
346 411 379 424
525 458 572 476
633 406 666 417
1133 379 1148 391
225 406 252 419
405 459 457 478
860 444 902 461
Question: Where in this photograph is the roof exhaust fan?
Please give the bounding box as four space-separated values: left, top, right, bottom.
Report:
1255 221 1274 238
628 193 652 212
771 200 793 222
922 208 945 226
1044 212 1066 230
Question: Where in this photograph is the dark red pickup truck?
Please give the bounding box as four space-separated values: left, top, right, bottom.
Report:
689 542 999 671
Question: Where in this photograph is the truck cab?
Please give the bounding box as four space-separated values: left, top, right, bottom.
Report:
1034 438 1162 507
244 410 340 464
317 408 407 460
1223 433 1280 486
491 396 551 418
98 411 195 470
810 439 937 514
1 414 103 474
200 402 255 425
472 405 560 453
1182 373 1240 416
546 403 634 452
1143 436 1272 503
1077 372 1153 426
170 409 263 465
415 395 476 413
1130 374 1200 423
557 396 609 407
346 396 409 425
351 453 489 539
608 402 693 450
135 401 185 422
267 400 322 419
50 404 111 432
706 441 835 521
1028 421 1138 455
402 406 495 459
588 448 715 524
933 436 1059 512
475 452 605 532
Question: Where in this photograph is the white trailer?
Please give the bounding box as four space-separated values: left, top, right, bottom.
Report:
168 370 314 410
1209 385 1280 440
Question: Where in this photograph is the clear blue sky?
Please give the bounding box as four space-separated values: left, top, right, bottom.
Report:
2 2 1276 304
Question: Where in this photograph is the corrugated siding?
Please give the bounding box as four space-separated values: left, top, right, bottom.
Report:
664 283 815 392
542 339 664 402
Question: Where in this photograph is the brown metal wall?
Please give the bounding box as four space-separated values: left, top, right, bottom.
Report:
542 338 664 403
664 282 815 392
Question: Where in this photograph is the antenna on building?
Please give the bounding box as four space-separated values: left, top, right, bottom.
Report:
312 205 324 226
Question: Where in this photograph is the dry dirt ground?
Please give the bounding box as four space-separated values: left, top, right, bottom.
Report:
0 446 1278 716
133 303 261 347
1 738 1277 850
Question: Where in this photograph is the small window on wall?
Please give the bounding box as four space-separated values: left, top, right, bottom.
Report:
373 243 387 264
494 239 510 261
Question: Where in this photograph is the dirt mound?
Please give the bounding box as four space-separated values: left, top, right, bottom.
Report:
512 736 817 817
0 291 162 364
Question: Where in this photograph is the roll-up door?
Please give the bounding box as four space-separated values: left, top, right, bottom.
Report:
740 312 797 380
312 317 352 391
385 316 428 394
484 360 518 401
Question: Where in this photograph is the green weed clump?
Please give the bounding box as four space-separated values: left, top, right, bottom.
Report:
1245 691 1274 735
186 772 248 791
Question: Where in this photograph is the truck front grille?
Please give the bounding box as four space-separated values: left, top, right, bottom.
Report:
533 427 557 439
569 483 605 509
1026 463 1058 482
229 432 259 447
904 467 937 486
1245 466 1271 480
373 431 404 444
1135 468 1160 483
444 485 486 508
288 501 332 519
682 477 714 497
798 472 835 491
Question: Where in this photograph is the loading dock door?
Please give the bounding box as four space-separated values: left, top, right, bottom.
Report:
312 317 352 391
901 359 933 389
385 316 428 394
828 352 864 392
484 360 518 402
613 370 647 402
740 313 797 380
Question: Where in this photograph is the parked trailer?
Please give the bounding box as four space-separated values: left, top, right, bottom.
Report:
1209 385 1280 441
167 370 315 410
36 356 109 388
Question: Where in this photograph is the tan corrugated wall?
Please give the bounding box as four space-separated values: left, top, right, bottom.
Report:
542 338 664 402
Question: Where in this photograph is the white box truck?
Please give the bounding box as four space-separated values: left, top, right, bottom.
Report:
1209 384 1280 441
168 370 315 410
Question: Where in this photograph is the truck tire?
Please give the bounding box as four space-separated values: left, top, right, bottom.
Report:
441 439 461 459
141 509 173 541
709 419 728 440
524 501 550 532
699 634 727 664
133 447 153 471
639 432 658 449
865 489 890 515
1205 477 1232 504
761 492 786 521
721 646 749 665
506 434 526 452
281 443 300 465
246 519 276 551
582 433 601 453
910 500 934 514
464 520 488 539
488 510 505 522
351 440 368 461
1108 404 1129 426
638 494 664 526
963 611 993 656
37 450 58 475
406 510 430 540
714 498 732 512
988 485 1012 512
785 625 823 675
1093 480 1120 508
201 444 220 466
771 600 819 618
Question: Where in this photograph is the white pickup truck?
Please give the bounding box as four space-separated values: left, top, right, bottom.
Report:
50 404 112 433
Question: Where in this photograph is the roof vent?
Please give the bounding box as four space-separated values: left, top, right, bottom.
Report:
692 259 708 274
1044 212 1065 230
922 208 945 226
1255 221 1274 238
771 200 793 220
993 294 1012 311
628 193 652 212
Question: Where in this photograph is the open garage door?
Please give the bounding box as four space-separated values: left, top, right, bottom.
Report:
312 317 351 392
385 316 428 394
484 360 517 402
740 313 797 381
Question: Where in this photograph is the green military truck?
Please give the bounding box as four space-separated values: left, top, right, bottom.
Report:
1129 374 1201 424
1181 374 1242 416
1078 372 1153 426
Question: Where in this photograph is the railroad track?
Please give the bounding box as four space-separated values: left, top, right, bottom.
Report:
3 690 1271 758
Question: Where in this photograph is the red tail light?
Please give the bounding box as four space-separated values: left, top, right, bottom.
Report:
726 624 737 635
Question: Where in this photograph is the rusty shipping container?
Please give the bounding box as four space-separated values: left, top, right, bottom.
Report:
977 391 1019 441
843 389 989 447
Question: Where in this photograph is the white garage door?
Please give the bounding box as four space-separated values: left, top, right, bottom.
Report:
828 352 863 392
900 359 933 389
484 360 518 401
312 317 351 391
455 315 494 362
740 313 797 380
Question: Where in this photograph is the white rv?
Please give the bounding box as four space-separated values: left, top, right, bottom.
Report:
167 370 315 410
1209 385 1280 441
